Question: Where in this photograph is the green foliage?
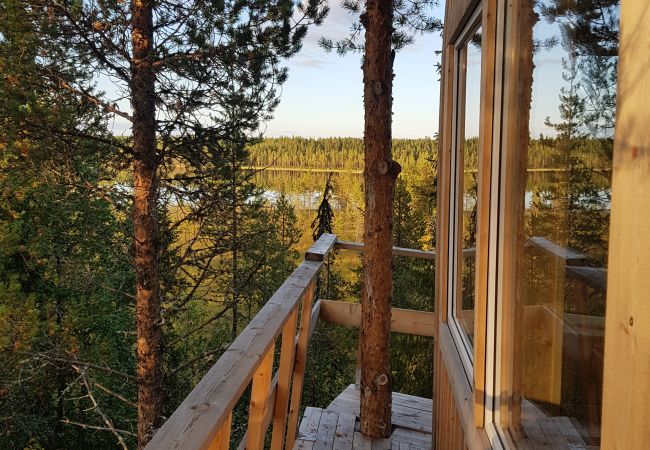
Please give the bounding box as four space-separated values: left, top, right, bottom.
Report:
0 96 135 449
249 137 438 172
318 0 442 55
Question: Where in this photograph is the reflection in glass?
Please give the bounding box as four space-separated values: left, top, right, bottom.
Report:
508 1 618 447
455 25 482 346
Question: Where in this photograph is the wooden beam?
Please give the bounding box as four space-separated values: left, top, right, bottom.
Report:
207 412 231 450
335 240 437 260
335 240 435 260
236 372 280 450
270 309 298 450
247 344 275 450
601 2 650 448
305 233 337 261
285 281 316 449
318 300 435 337
145 260 322 450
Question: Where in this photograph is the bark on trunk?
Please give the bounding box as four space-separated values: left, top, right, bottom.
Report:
131 0 163 447
359 0 400 438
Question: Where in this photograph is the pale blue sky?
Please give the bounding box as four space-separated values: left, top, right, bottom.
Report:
105 2 580 140
264 2 573 139
263 2 446 138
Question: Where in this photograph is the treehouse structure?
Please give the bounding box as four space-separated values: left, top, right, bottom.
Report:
145 0 650 449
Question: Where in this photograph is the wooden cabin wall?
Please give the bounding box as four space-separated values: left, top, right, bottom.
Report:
600 1 650 448
434 343 469 450
433 0 493 447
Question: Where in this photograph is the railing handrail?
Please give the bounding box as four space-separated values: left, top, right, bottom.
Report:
334 240 437 260
146 234 337 450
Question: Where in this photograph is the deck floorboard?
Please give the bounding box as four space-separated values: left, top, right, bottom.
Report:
293 385 432 450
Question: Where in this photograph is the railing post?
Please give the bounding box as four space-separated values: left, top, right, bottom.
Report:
270 309 299 450
208 411 232 450
285 280 316 449
247 343 276 450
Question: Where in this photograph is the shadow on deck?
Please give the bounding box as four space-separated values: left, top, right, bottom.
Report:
294 385 432 450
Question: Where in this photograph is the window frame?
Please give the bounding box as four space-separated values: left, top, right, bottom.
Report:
446 4 485 380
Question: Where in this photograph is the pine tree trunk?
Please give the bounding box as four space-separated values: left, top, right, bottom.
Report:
359 0 400 438
131 0 163 447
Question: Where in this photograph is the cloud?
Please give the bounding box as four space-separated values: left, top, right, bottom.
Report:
299 2 360 48
294 56 330 68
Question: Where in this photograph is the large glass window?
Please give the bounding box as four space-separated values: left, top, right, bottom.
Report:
497 0 619 447
449 12 483 362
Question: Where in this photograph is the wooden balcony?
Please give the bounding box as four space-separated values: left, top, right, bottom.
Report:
144 232 609 450
145 234 436 450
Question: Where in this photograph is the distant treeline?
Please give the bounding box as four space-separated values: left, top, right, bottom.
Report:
248 137 437 171
248 136 613 176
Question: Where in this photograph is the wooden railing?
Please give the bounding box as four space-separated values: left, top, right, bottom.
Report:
146 234 336 450
146 233 436 450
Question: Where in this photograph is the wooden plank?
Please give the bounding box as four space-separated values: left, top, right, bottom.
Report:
538 418 569 450
334 240 436 261
286 281 317 449
522 418 551 450
270 309 299 450
236 371 280 450
390 428 431 449
319 301 435 337
392 392 432 413
247 344 275 450
436 325 491 449
446 0 480 43
296 440 316 450
207 411 231 450
370 438 390 450
299 407 324 441
552 417 584 446
352 432 372 450
528 237 586 265
333 412 356 450
327 386 433 435
305 234 337 261
145 259 322 450
313 409 339 450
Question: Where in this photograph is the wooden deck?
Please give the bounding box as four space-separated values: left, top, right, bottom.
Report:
519 400 598 450
293 385 432 450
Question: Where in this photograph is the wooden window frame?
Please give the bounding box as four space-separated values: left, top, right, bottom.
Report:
438 0 647 448
436 0 499 445
446 4 484 377
485 0 629 448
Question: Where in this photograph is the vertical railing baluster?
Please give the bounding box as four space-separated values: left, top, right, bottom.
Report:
270 308 299 450
285 280 316 449
208 411 232 450
247 343 276 450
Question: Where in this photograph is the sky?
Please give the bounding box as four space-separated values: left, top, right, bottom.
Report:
262 2 446 139
259 1 577 139
104 2 581 140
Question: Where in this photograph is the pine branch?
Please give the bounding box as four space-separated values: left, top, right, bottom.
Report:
61 420 137 438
